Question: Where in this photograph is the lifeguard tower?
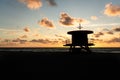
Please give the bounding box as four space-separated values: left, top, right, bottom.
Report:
64 24 94 53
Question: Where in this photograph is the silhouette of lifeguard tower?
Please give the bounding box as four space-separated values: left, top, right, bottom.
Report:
64 24 94 53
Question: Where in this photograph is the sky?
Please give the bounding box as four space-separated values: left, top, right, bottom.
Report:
0 0 120 47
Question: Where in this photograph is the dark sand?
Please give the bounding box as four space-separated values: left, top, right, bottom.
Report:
0 51 120 76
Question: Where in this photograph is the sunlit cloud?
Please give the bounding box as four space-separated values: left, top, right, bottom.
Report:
12 38 27 44
33 34 40 37
92 26 120 47
12 38 20 42
59 12 89 27
94 32 104 38
24 27 30 32
5 31 17 35
30 39 51 44
94 26 120 38
105 31 114 35
91 16 98 20
0 28 21 32
46 0 57 6
30 38 65 45
55 34 68 40
19 0 42 10
59 12 74 26
101 28 114 35
93 39 120 47
20 35 28 38
104 3 120 17
30 38 61 44
3 39 11 42
38 18 55 28
106 37 120 43
112 26 120 32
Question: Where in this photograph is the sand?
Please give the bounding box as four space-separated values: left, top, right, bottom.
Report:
0 51 120 76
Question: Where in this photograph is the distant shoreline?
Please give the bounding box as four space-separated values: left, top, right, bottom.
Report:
0 47 120 49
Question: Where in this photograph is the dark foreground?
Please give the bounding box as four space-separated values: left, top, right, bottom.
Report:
0 51 120 76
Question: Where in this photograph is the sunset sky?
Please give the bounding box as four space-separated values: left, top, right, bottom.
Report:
0 0 120 47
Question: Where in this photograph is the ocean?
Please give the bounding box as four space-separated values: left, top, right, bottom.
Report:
0 47 120 53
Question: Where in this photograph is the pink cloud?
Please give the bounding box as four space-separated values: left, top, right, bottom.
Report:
59 12 89 27
19 0 42 10
12 38 27 44
91 16 98 20
94 32 104 38
38 18 55 28
24 27 30 32
112 26 120 32
106 37 120 43
20 35 28 38
104 3 120 17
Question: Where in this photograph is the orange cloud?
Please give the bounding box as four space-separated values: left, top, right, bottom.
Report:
20 35 28 38
59 12 89 27
106 37 120 43
94 32 104 38
38 18 55 28
24 27 30 32
112 27 120 32
19 0 42 10
91 16 98 20
12 38 27 44
105 31 114 35
104 3 120 17
35 38 65 45
33 34 40 37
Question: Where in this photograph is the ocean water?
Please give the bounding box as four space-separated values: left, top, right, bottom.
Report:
0 48 120 53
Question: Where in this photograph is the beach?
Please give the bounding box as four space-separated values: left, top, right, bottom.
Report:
0 50 120 76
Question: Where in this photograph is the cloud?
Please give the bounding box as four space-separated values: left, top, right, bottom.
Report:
12 38 27 44
59 12 89 27
94 26 120 38
3 39 11 42
24 27 30 32
19 0 42 10
106 37 120 43
94 32 104 38
55 34 68 40
91 16 98 20
20 35 28 38
30 38 59 44
46 0 57 6
106 31 114 35
101 28 114 35
59 13 74 26
30 37 67 44
104 3 120 17
94 30 114 38
5 31 17 35
30 39 50 44
33 34 40 37
38 18 55 28
112 27 120 32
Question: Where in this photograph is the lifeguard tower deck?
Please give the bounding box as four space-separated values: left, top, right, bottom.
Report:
64 30 94 53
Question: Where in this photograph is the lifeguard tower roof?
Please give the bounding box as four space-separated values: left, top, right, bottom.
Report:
68 30 93 34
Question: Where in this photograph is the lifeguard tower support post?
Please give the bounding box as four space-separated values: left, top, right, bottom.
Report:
64 24 94 53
